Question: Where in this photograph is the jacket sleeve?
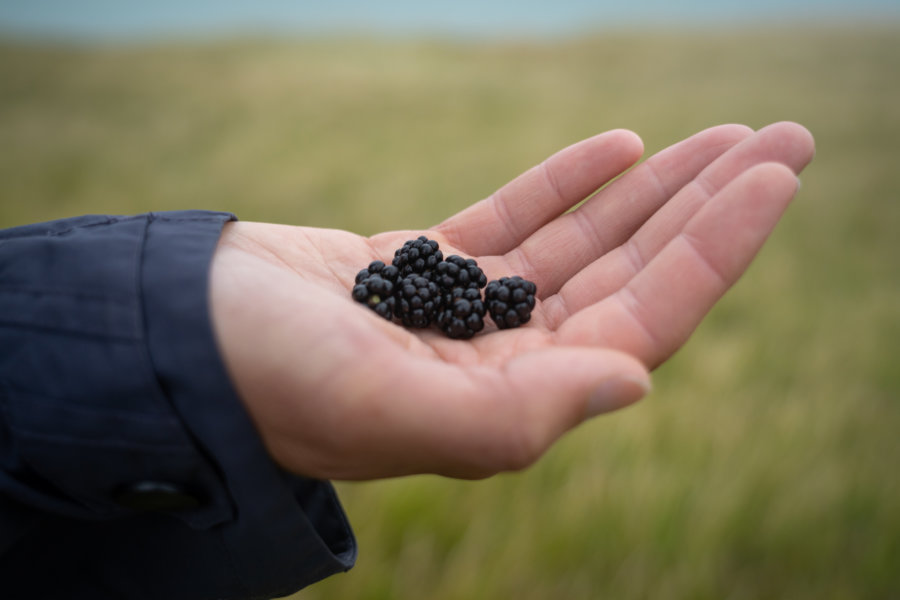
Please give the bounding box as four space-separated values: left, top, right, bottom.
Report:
0 211 356 599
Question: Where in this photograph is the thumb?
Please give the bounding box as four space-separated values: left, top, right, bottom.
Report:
428 346 650 478
496 347 650 465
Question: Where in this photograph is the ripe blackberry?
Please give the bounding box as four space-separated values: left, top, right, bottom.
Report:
485 276 537 330
433 255 487 291
392 236 443 277
436 286 486 339
396 274 442 328
352 261 400 320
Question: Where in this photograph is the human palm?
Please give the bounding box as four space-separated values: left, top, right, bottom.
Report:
210 122 815 481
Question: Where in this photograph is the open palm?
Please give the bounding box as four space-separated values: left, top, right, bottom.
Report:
209 122 815 481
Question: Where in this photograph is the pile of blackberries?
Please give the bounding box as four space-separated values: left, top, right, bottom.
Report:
351 236 537 339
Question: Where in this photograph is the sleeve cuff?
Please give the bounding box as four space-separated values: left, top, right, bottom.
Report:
0 211 355 598
141 211 356 593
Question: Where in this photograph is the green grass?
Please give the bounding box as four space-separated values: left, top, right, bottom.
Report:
2 25 898 599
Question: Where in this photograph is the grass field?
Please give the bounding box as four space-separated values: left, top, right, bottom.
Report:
2 25 898 599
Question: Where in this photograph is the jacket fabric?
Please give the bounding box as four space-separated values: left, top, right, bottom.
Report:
0 211 356 599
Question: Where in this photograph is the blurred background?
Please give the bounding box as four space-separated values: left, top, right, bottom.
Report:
2 1 898 598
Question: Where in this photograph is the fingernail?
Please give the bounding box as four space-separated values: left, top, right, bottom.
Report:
586 376 651 419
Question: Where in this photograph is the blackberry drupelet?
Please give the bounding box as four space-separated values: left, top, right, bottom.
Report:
436 286 486 339
392 236 443 277
485 276 537 330
396 274 442 328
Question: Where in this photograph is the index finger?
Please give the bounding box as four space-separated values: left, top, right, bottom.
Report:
434 129 644 257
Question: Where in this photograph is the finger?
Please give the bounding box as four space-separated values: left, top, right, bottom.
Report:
544 121 815 317
506 123 754 296
618 121 815 270
434 129 644 257
556 162 800 369
312 345 649 480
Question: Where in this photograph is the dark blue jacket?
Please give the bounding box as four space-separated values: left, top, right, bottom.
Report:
0 212 356 599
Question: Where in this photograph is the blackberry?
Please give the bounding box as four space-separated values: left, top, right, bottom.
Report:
352 261 400 320
485 276 537 330
433 255 487 291
436 286 486 339
392 236 443 277
396 274 443 328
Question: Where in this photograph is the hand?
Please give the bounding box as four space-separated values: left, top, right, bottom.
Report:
209 122 815 480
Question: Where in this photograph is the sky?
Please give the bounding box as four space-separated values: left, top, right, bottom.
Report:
0 0 898 41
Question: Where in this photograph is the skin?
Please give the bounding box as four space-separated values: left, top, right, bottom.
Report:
209 121 815 481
